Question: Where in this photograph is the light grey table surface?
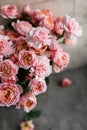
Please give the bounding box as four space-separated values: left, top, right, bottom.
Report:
0 64 87 130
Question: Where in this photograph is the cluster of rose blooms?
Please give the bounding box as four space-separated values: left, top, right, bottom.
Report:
0 4 82 116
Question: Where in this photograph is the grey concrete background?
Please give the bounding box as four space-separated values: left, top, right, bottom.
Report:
0 64 87 130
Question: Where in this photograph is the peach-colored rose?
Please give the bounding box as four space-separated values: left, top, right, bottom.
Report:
53 51 70 72
0 83 23 107
26 27 51 50
18 50 37 69
34 9 54 30
0 59 18 79
0 4 18 19
29 78 47 96
39 17 54 30
31 56 52 79
54 16 64 36
61 78 72 87
35 9 53 21
20 120 34 130
12 20 32 36
62 15 82 37
0 35 13 56
5 29 20 41
16 92 37 112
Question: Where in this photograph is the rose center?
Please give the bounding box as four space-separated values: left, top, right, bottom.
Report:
23 54 33 65
35 82 42 91
0 63 11 74
26 100 33 107
62 55 66 61
2 88 14 102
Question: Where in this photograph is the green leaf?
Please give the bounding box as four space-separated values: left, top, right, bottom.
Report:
23 85 30 93
17 68 29 81
24 110 42 121
50 60 53 65
16 68 31 93
17 80 30 93
45 77 50 85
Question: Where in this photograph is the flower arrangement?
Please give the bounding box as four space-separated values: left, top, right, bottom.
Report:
0 4 82 130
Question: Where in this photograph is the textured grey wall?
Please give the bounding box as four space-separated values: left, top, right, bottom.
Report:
0 0 87 68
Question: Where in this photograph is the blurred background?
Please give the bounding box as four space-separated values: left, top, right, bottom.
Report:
0 0 87 130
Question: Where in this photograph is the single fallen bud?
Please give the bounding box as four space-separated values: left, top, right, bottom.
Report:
20 120 34 130
60 78 72 87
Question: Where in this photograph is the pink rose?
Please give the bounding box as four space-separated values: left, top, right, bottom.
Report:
0 83 23 107
22 4 34 17
22 5 35 24
54 16 64 36
13 37 28 54
0 35 13 56
53 51 70 72
26 27 51 50
29 78 47 96
1 76 17 84
31 56 52 79
16 92 37 112
62 15 82 37
49 37 63 60
61 78 72 87
49 37 63 51
0 59 18 79
20 120 34 130
12 20 32 36
29 45 47 55
0 4 18 19
18 50 37 69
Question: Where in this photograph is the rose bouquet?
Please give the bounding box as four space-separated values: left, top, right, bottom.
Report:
0 4 82 130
